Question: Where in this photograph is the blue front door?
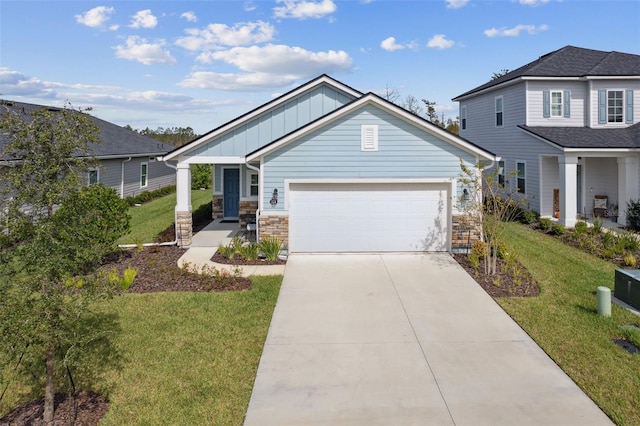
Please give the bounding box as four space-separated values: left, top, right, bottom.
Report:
223 168 240 217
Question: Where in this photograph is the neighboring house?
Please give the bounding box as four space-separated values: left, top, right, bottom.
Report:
0 100 176 198
453 46 640 227
162 75 496 252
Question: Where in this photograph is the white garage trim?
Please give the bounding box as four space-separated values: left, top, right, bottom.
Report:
286 179 454 253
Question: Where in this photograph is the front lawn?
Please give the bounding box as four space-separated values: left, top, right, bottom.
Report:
117 189 212 245
499 221 640 425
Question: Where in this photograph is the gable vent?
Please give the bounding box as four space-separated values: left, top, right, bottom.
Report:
361 124 378 152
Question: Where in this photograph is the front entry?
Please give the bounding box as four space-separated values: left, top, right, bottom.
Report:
223 168 240 218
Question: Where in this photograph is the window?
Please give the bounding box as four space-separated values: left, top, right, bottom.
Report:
497 160 505 186
88 168 99 185
250 173 259 197
361 124 378 151
495 97 503 127
461 106 467 130
140 162 148 188
516 162 525 194
551 91 563 117
608 90 624 123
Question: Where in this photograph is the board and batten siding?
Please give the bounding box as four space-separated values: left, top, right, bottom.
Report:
190 84 356 158
261 104 476 211
526 80 587 127
459 82 562 213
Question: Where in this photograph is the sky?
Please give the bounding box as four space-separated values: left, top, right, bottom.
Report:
1 0 639 135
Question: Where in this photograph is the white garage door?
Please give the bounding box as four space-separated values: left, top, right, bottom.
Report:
288 182 449 253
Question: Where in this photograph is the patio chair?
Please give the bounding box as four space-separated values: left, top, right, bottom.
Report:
593 195 608 218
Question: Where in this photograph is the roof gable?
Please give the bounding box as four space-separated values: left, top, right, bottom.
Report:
246 92 496 162
454 46 640 100
162 75 362 161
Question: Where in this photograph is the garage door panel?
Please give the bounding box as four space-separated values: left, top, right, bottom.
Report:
289 183 448 253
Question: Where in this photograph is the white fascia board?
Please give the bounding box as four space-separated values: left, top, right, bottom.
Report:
563 148 640 156
177 156 245 165
453 78 523 101
162 76 363 162
247 95 496 162
96 153 166 160
585 76 640 80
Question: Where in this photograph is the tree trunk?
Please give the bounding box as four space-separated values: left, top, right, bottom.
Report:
44 339 55 423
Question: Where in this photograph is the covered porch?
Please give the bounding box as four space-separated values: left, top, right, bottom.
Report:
540 153 638 228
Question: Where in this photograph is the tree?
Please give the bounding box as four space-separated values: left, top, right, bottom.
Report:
381 83 400 104
491 69 510 80
135 126 197 147
422 99 439 124
402 95 423 116
458 161 527 275
0 103 131 422
191 164 212 190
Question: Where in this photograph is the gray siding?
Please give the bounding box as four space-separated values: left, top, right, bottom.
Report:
193 84 356 158
459 82 562 212
584 157 618 210
98 157 174 198
263 104 476 210
527 81 587 127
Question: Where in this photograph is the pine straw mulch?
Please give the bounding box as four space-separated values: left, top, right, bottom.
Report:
453 254 540 298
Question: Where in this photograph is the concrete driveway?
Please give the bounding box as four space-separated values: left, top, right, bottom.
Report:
244 254 612 426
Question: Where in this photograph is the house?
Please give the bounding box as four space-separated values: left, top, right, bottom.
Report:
453 46 640 227
162 75 497 252
0 100 176 199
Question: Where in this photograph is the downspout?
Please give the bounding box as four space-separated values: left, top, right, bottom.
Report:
120 157 132 198
245 162 260 242
118 158 179 248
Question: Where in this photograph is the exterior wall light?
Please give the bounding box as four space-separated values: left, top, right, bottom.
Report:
270 188 278 206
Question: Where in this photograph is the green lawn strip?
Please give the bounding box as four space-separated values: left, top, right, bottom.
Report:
499 222 640 425
117 189 212 245
99 275 282 426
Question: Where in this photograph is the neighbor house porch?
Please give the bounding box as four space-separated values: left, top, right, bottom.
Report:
540 153 638 228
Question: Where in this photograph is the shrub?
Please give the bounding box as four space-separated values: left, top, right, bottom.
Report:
125 185 176 206
239 243 260 261
217 242 235 259
601 231 616 249
191 164 212 190
573 221 588 236
618 231 640 252
468 253 480 272
538 218 553 231
626 199 640 231
624 254 637 267
471 240 488 258
259 236 282 261
520 210 539 225
550 223 565 236
591 216 603 234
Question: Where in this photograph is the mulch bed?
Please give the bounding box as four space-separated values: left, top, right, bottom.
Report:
0 391 107 426
211 252 286 266
453 254 540 297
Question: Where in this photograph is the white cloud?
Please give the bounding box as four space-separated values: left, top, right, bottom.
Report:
181 44 353 91
114 36 176 65
446 0 469 9
518 0 552 5
427 34 455 49
75 6 116 29
129 9 158 29
381 37 404 52
273 0 337 20
0 68 54 97
484 24 549 37
181 11 197 23
175 21 276 51
244 1 257 11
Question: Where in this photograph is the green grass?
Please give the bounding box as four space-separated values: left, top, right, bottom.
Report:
98 275 282 425
500 222 640 425
117 189 212 245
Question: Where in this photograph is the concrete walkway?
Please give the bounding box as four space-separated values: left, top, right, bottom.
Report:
177 219 286 277
244 254 612 425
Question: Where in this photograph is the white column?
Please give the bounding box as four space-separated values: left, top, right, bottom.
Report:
618 155 639 226
559 155 578 228
175 163 192 213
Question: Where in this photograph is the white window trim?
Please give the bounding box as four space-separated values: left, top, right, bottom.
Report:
248 170 259 199
550 91 563 117
361 124 378 152
140 162 148 188
461 105 467 130
87 168 99 185
497 160 505 186
495 96 503 128
607 89 624 124
516 161 526 194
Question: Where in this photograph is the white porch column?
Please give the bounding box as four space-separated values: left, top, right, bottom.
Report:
175 163 192 246
559 155 578 228
618 155 639 226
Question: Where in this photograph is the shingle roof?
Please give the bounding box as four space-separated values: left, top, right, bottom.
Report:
0 100 174 160
519 123 640 149
453 46 640 100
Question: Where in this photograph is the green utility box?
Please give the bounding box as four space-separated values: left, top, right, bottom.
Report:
614 269 640 310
